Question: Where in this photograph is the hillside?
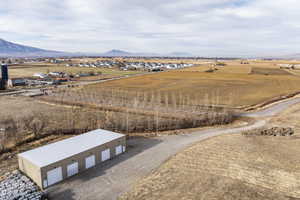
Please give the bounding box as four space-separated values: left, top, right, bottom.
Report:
102 49 133 56
0 38 66 57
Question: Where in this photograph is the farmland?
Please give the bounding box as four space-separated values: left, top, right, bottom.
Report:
250 67 292 75
84 68 300 108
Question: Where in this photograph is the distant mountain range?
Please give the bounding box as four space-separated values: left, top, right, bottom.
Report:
100 49 192 57
3 38 298 59
0 39 195 58
280 53 300 59
0 38 69 57
101 49 133 56
169 52 193 57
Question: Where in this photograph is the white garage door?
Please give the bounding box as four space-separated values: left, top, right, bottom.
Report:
67 162 79 177
47 167 63 186
115 145 123 155
43 179 48 188
101 149 110 161
85 155 96 169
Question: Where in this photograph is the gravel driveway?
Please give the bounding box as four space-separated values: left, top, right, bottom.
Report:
47 97 300 200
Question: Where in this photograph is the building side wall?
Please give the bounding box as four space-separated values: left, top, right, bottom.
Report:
18 156 42 188
40 136 126 189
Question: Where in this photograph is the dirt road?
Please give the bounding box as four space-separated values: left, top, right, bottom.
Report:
47 97 300 200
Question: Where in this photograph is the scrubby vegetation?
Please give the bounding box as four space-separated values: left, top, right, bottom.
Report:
242 127 294 136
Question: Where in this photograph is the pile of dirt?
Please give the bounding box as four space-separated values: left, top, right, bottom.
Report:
242 127 294 136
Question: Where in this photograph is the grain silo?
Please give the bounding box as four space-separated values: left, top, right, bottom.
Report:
0 64 8 90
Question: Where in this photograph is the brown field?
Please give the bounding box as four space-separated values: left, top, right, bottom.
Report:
0 96 65 119
8 63 142 78
120 103 300 200
85 69 300 108
251 67 292 75
285 69 300 77
181 64 252 74
252 59 300 65
181 60 295 74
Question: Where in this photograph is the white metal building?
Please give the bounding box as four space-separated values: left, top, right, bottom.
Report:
18 129 126 189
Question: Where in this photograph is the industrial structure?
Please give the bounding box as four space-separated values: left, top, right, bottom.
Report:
18 129 126 189
0 64 9 90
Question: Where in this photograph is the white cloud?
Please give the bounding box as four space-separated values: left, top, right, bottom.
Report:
0 0 300 56
216 7 266 18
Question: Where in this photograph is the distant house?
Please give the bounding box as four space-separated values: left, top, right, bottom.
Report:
49 72 65 77
151 68 163 72
79 73 91 77
33 73 48 79
292 64 300 70
7 78 27 87
278 64 293 69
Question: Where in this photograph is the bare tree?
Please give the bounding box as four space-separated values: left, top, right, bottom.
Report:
23 112 49 138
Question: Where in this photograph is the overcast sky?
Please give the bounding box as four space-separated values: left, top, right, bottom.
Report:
0 0 299 56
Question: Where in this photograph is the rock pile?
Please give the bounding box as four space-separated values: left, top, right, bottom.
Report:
243 127 294 136
0 170 46 200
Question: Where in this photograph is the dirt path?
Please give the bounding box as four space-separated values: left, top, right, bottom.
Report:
47 97 300 200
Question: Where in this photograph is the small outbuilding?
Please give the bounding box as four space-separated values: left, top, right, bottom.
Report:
18 129 126 189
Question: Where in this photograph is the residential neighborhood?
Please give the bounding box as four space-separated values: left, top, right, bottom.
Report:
66 60 194 71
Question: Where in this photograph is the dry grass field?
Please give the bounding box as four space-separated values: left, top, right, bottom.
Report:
181 63 252 74
181 59 300 74
120 103 300 200
251 67 292 75
0 96 65 119
8 63 142 78
86 69 300 108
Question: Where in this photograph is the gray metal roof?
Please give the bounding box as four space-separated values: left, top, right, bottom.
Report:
18 129 125 168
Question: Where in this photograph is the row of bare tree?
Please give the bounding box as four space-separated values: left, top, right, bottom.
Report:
0 88 235 153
